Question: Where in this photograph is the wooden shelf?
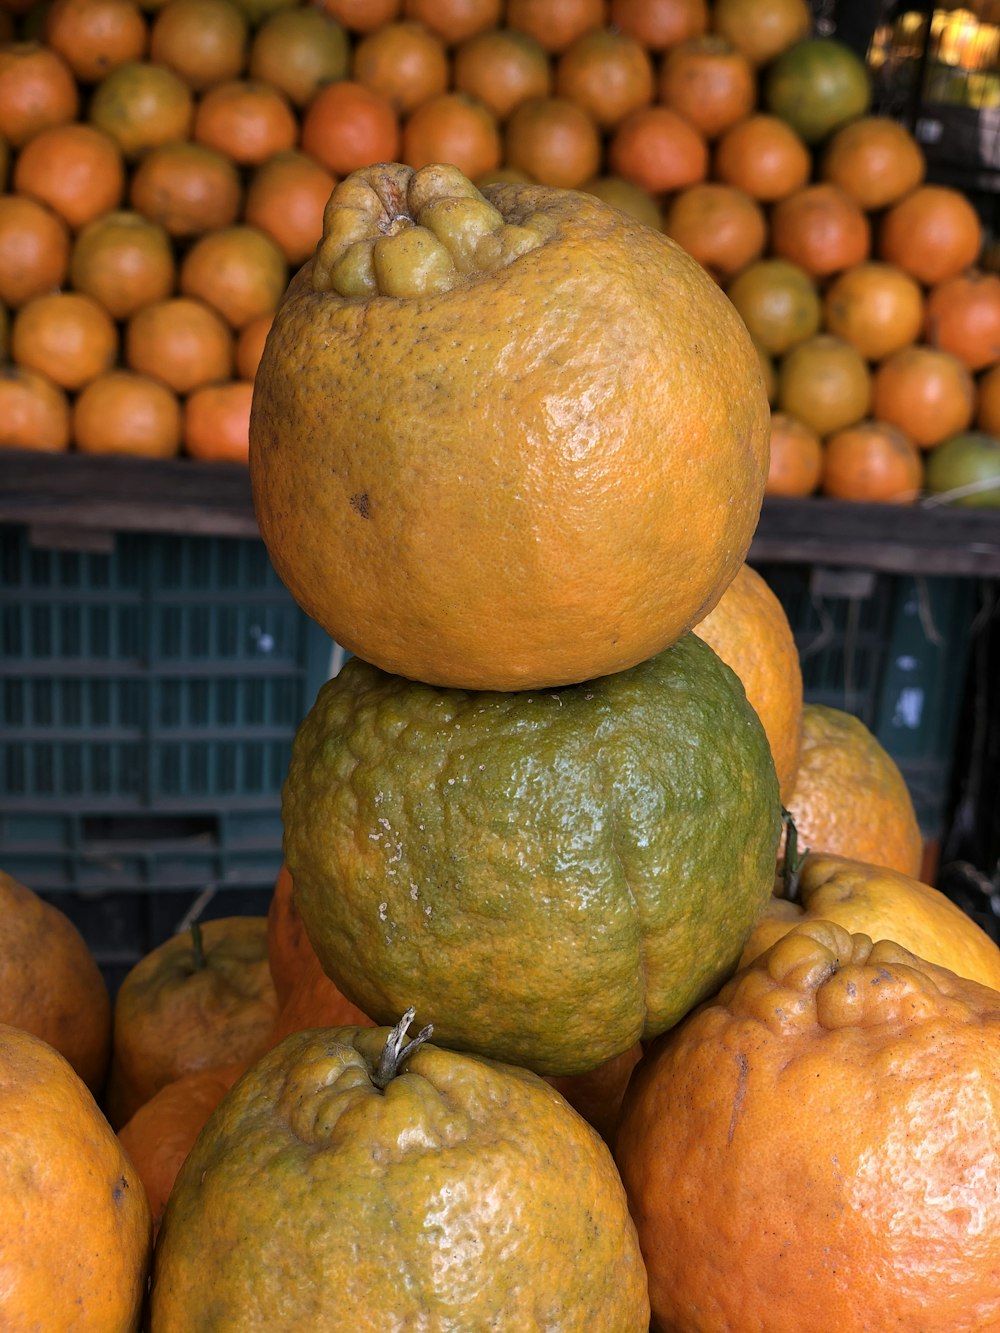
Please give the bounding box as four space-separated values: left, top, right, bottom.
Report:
2 448 999 576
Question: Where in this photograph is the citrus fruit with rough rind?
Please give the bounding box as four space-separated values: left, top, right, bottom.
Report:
616 922 1000 1332
249 161 770 691
282 633 782 1076
149 1020 651 1330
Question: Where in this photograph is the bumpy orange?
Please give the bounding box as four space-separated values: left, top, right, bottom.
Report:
786 702 923 878
692 562 803 800
283 635 781 1076
0 867 112 1095
616 921 1000 1332
105 915 279 1128
0 1023 152 1330
265 863 311 1006
250 161 770 690
117 1060 247 1233
150 1019 650 1329
741 850 1000 990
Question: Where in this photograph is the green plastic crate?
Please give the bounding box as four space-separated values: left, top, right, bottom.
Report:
0 523 342 983
753 562 977 839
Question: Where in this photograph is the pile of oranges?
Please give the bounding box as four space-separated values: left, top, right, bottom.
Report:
0 0 997 502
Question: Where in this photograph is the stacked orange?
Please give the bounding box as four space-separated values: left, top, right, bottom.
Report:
0 0 994 498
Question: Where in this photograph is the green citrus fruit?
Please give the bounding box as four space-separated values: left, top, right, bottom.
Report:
726 257 822 357
763 37 872 144
282 633 782 1076
925 430 1000 507
150 1019 651 1329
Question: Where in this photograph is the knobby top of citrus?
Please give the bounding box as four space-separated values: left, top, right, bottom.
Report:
726 919 998 1037
312 162 555 299
766 851 1000 992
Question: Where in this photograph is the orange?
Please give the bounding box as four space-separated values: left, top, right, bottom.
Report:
725 257 821 356
662 182 766 283
183 379 254 462
73 368 183 457
192 77 297 166
554 28 654 130
609 0 708 50
777 332 872 437
711 0 811 65
582 174 662 229
503 95 601 189
658 34 756 140
977 361 1000 434
402 90 502 181
117 1061 247 1233
0 41 79 147
820 114 926 211
280 636 780 1074
712 112 811 202
71 211 174 320
924 430 1000 508
872 344 976 449
786 701 923 876
226 0 299 26
616 921 1000 1333
402 0 500 44
505 0 605 52
128 139 243 237
545 1043 643 1145
608 103 709 194
11 289 118 389
125 294 234 392
452 25 551 120
44 0 149 83
693 561 804 800
475 164 533 187
0 1025 151 1329
179 222 288 329
235 309 272 380
924 269 1000 371
265 943 374 1047
13 121 125 229
879 184 983 286
248 7 349 108
244 149 335 265
149 1019 650 1328
88 57 194 159
0 868 111 1096
741 851 1000 989
148 0 247 91
822 260 925 363
299 78 400 176
264 862 307 1006
0 194 70 307
821 418 923 504
762 35 872 143
251 163 771 691
764 409 823 497
755 337 776 402
769 182 871 278
263 874 374 1046
104 915 279 1129
352 18 448 115
0 365 71 451
318 0 400 31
